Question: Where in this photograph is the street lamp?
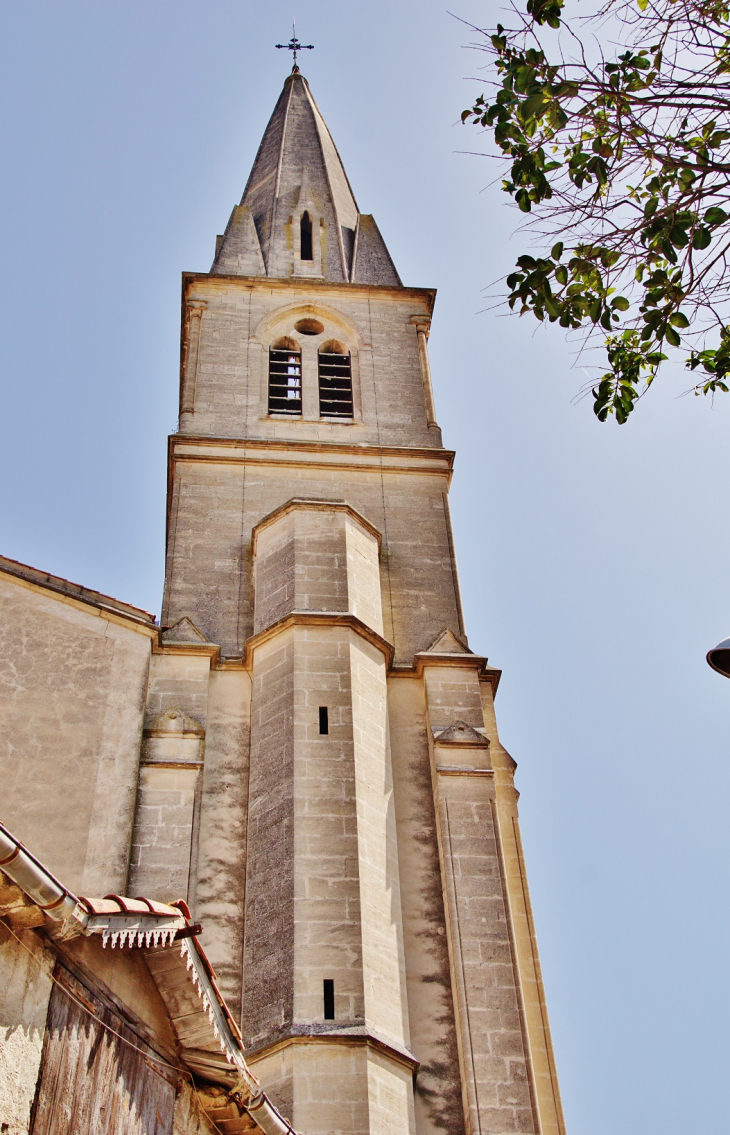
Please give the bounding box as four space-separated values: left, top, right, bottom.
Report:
707 637 730 678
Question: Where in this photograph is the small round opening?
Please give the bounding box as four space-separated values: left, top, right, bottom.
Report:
295 318 324 336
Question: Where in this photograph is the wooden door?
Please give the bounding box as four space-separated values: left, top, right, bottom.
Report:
31 966 177 1134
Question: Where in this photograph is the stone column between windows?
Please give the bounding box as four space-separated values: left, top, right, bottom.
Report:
301 343 320 420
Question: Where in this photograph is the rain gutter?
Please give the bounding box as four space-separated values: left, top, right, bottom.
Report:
0 819 88 932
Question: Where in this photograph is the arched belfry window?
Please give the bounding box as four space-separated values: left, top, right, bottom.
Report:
269 337 302 416
318 340 353 419
300 212 313 261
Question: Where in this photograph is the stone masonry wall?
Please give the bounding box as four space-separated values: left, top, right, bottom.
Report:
164 462 460 663
387 675 466 1135
178 278 439 451
291 624 365 1027
243 630 296 1044
243 497 413 1135
422 661 537 1135
436 774 535 1135
349 634 408 1046
193 668 250 1016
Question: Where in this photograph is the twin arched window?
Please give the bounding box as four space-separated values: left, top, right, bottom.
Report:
268 335 353 419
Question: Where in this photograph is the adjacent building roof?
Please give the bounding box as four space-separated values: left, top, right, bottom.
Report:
0 553 157 627
0 820 295 1135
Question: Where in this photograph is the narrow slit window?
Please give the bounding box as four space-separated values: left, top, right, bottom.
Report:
323 979 335 1020
318 341 353 419
268 338 302 416
319 706 329 735
300 211 313 261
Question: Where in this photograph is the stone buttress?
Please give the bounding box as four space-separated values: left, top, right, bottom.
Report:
127 68 566 1135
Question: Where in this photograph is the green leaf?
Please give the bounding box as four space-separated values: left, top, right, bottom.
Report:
705 206 728 226
611 297 630 311
665 326 681 347
692 227 712 250
551 242 564 260
669 312 690 328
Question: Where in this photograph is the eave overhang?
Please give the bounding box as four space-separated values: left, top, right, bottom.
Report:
0 554 157 634
0 820 297 1135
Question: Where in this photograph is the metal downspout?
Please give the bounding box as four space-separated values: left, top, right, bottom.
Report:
239 1089 298 1135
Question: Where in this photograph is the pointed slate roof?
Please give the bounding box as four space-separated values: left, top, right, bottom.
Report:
212 71 401 286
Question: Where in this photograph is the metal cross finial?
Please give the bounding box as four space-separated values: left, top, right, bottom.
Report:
275 18 313 72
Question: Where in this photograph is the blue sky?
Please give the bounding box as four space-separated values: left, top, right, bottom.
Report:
1 3 729 1131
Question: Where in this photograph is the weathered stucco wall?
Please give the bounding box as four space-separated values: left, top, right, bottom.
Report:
0 573 152 895
0 925 54 1135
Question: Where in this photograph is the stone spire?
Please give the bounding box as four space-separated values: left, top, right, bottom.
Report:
212 71 401 286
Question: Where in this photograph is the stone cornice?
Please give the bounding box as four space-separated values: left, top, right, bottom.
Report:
252 497 382 554
167 436 454 549
151 637 221 663
242 610 393 669
436 766 495 777
170 434 454 475
392 651 502 694
182 270 436 315
244 1025 420 1074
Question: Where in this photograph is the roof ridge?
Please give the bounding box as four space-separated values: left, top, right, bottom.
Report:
0 553 157 625
299 76 359 278
266 74 297 271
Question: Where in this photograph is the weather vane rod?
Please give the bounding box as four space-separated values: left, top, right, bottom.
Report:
276 18 313 73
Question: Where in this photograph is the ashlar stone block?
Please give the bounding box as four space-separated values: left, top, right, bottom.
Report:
252 500 383 635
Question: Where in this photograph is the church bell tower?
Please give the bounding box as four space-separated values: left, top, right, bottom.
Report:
137 65 566 1135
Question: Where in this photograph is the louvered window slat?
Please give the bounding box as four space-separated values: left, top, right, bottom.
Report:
318 351 353 418
269 348 302 416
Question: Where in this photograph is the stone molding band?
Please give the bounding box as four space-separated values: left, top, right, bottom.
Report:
251 496 383 553
245 1027 420 1075
242 610 394 669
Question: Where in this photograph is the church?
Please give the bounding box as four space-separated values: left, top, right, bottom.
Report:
0 59 566 1135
